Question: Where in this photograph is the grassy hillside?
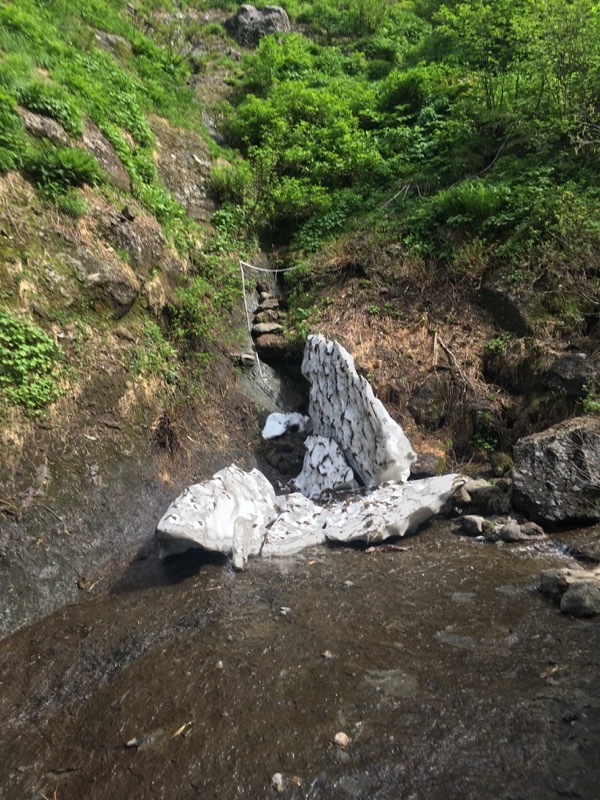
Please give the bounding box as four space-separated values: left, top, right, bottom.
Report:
0 0 249 418
218 0 600 339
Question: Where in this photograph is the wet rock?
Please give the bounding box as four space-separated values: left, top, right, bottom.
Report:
469 402 502 444
462 515 486 535
303 334 416 487
539 568 571 601
479 285 532 335
490 452 513 477
18 107 70 147
520 521 545 537
225 4 291 47
410 451 445 479
539 565 600 615
408 372 450 429
253 333 297 366
463 479 512 515
254 309 279 324
82 120 131 192
263 431 306 477
94 30 132 59
497 519 527 543
512 416 600 524
271 772 284 793
256 297 280 311
541 352 599 399
334 732 351 750
560 582 600 617
252 321 283 336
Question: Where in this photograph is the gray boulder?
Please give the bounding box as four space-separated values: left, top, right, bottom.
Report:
225 5 291 47
560 582 600 617
461 515 486 535
512 416 600 524
539 566 600 617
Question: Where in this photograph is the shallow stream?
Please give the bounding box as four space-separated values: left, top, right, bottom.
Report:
1 521 599 799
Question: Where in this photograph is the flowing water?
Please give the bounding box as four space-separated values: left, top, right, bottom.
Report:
1 521 599 800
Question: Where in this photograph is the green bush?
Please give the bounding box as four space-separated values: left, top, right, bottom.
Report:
0 90 26 172
16 80 83 136
22 142 102 199
0 310 63 412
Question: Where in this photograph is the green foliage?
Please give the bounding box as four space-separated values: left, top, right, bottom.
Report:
473 433 498 455
487 332 512 355
0 89 26 173
581 384 600 415
22 142 101 199
131 321 179 381
0 0 204 247
0 310 63 412
171 264 240 350
219 0 600 296
56 189 88 217
16 81 83 136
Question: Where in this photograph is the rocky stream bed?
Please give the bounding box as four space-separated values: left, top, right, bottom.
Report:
1 522 599 800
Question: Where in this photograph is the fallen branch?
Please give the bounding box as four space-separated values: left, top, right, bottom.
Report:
438 337 477 394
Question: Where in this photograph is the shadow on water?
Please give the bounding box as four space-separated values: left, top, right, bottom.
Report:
109 540 229 594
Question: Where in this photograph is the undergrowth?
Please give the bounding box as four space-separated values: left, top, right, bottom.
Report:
0 310 63 413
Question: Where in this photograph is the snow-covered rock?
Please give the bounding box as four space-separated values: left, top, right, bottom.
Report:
262 412 312 440
156 465 464 566
155 465 278 563
302 334 416 487
292 435 357 498
322 474 464 543
156 336 464 569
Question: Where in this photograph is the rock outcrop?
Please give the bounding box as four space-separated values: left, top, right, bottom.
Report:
512 416 600 525
224 4 291 47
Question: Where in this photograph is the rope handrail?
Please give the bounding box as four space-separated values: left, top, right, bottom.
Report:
238 258 302 407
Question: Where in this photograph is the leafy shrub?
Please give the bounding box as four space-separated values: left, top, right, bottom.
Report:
16 80 83 136
0 90 26 172
56 189 88 217
211 159 254 204
0 310 63 412
22 142 102 199
131 321 179 381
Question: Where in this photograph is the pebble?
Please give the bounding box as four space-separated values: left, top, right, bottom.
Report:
271 772 284 793
321 650 334 659
334 731 351 749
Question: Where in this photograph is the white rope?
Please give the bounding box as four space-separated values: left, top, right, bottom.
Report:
239 259 302 274
238 258 302 404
